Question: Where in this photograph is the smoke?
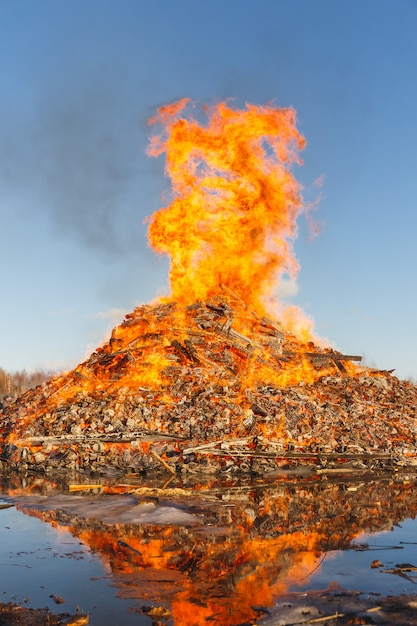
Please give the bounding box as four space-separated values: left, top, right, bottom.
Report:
0 76 151 259
38 89 140 253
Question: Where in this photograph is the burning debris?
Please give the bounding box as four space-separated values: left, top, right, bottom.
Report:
1 100 416 475
0 293 416 475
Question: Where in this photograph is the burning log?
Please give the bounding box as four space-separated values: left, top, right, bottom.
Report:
301 351 363 363
170 339 200 364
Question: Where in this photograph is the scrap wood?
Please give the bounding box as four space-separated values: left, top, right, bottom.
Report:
316 467 359 474
290 605 381 624
171 339 200 363
15 429 186 445
182 439 228 454
283 351 363 363
205 302 229 316
68 484 103 492
150 447 176 475
216 325 260 348
47 380 72 399
182 442 393 461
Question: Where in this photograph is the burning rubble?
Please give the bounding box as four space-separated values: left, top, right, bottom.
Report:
1 99 416 475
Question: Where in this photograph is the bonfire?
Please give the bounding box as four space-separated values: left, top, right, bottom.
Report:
1 100 416 475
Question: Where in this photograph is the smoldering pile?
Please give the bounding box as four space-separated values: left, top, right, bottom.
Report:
1 294 417 476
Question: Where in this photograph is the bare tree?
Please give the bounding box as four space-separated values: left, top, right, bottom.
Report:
0 368 11 396
0 368 54 399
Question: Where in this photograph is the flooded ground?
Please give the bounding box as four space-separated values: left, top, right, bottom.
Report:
1 470 417 625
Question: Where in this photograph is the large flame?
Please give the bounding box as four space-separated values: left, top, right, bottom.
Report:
146 99 306 316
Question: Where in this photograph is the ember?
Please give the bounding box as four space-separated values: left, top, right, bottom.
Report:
1 100 417 475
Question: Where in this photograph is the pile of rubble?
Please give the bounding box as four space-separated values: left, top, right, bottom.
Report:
1 293 417 475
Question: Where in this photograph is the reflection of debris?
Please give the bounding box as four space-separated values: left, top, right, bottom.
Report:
140 605 171 620
50 595 65 605
117 540 142 556
258 587 417 625
68 484 103 492
349 543 404 552
0 502 14 510
6 473 417 626
381 563 417 584
0 602 88 625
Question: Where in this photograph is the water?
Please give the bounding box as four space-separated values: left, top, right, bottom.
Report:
1 471 417 625
0 504 150 625
292 517 417 597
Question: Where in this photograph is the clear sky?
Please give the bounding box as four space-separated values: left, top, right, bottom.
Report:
1 0 417 381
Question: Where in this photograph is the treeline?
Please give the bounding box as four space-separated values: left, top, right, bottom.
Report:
0 367 54 399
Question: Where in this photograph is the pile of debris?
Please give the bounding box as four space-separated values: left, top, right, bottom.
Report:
1 293 417 475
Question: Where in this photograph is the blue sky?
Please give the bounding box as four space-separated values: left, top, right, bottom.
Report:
1 0 417 380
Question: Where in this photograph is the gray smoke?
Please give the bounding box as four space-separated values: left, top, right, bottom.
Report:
0 75 155 258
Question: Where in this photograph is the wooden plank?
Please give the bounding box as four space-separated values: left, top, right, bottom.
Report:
183 447 393 461
284 351 363 362
15 429 186 445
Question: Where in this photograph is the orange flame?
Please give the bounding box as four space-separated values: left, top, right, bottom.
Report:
146 100 306 317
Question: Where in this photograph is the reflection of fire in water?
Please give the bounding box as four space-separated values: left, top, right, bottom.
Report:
9 474 417 626
1 100 417 475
